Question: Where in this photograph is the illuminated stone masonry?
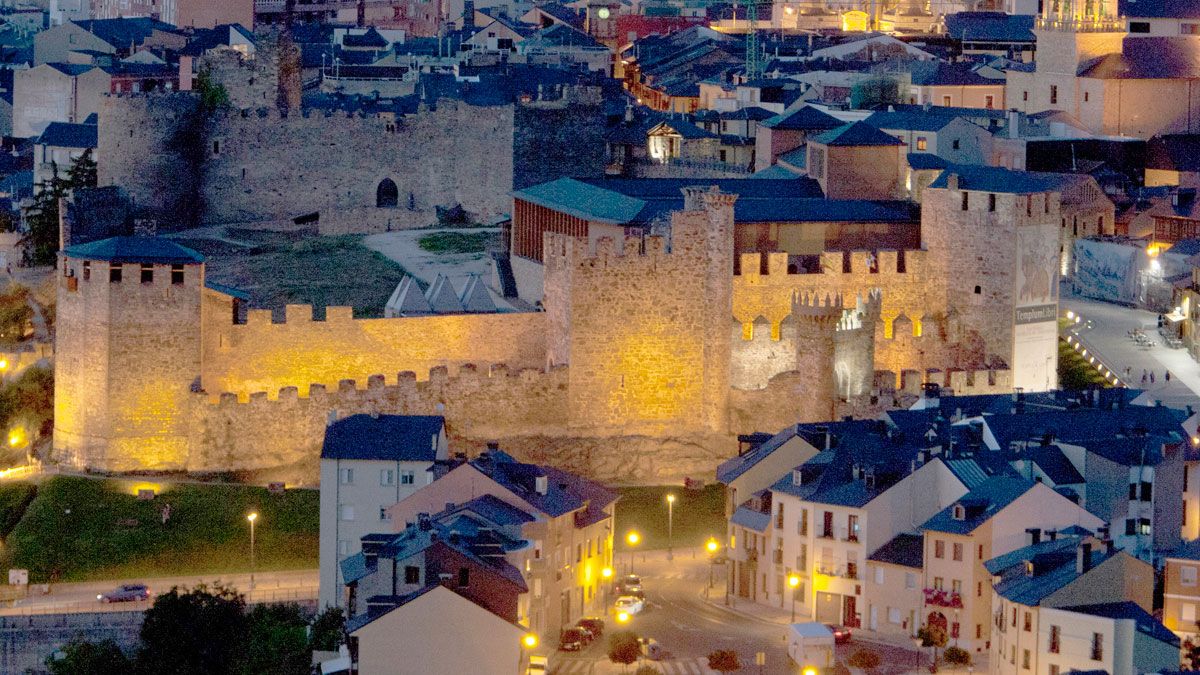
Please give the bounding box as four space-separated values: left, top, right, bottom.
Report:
53 179 1039 482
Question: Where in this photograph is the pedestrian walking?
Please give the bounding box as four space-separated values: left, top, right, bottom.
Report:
1151 371 1156 384
1166 371 1172 382
1125 366 1132 380
1142 370 1148 385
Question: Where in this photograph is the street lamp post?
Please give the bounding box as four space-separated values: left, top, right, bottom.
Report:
601 566 613 609
247 512 258 591
705 538 719 595
626 531 640 575
666 494 675 562
912 635 923 673
787 574 800 622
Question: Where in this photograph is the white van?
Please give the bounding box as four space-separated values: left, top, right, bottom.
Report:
787 622 835 670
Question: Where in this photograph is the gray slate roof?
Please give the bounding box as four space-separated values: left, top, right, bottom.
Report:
35 121 97 149
868 532 923 568
809 121 905 147
425 275 464 313
320 414 445 462
63 236 203 264
459 275 496 313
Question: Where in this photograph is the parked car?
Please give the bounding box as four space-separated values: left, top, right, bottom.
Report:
614 595 645 615
97 584 150 603
824 623 852 644
639 637 670 660
576 617 605 640
616 574 642 595
559 627 588 651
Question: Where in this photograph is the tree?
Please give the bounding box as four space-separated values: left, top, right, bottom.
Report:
236 603 310 675
194 68 230 111
46 639 132 675
135 584 248 675
849 76 902 109
942 646 971 666
707 649 742 673
0 284 32 346
607 631 641 672
848 648 882 671
308 606 346 651
916 624 949 672
21 150 98 267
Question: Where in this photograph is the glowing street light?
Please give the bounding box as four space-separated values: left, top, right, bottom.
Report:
666 494 676 561
616 610 630 624
247 512 259 591
788 574 801 622
626 530 640 575
522 633 538 649
705 537 719 592
601 566 613 607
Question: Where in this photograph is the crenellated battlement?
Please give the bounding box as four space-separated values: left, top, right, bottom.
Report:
543 232 671 268
790 291 848 325
203 362 565 406
734 249 925 278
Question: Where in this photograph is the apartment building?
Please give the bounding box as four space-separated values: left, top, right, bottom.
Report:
318 414 450 608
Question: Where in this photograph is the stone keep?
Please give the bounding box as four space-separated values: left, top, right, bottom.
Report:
53 239 205 472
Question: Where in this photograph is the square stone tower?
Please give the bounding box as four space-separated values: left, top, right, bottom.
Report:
53 236 205 471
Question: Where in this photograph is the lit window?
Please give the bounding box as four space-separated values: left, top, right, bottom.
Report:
916 137 927 151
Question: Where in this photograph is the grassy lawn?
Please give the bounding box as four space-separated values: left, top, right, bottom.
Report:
613 484 725 553
1058 338 1111 390
417 231 496 255
200 234 409 318
0 477 318 583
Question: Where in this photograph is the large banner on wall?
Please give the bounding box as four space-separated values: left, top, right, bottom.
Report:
1012 221 1060 392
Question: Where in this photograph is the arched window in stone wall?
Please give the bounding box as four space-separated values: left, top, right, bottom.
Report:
376 179 399 208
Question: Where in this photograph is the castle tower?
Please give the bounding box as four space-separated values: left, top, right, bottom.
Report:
1024 0 1124 117
53 236 205 472
689 186 737 433
790 291 845 421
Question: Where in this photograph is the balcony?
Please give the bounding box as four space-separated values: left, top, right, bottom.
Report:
924 588 964 609
1035 14 1124 32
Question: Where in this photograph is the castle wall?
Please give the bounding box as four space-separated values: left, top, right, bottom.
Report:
187 365 570 472
199 304 548 399
97 90 605 229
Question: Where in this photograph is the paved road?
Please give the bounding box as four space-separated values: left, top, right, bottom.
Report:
2 569 318 616
1061 294 1200 410
552 552 920 675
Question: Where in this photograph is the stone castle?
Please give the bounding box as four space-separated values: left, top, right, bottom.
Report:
52 171 1060 482
96 84 607 232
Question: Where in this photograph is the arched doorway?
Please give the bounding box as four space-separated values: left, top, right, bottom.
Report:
376 178 398 208
927 611 948 631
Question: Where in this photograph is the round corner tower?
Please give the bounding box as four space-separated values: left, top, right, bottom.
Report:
53 236 205 472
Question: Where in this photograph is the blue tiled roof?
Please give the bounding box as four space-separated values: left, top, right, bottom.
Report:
717 425 800 484
778 146 806 169
63 236 204 264
340 552 371 584
929 164 1085 194
750 164 802 179
868 533 923 568
343 27 388 48
35 121 96 149
1024 445 1085 484
513 177 645 224
866 110 958 133
320 414 445 462
469 450 618 519
730 505 770 532
921 476 1035 534
443 494 536 528
1170 538 1200 561
907 153 949 170
944 12 1035 42
204 280 250 300
759 105 843 131
810 121 905 147
74 17 183 47
909 61 996 87
1059 602 1179 647
720 106 776 121
654 117 717 139
1119 0 1200 19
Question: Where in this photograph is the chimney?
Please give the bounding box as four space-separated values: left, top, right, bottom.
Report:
625 101 634 123
1007 109 1019 139
1076 541 1093 574
1026 527 1041 546
417 513 431 530
486 441 499 451
463 0 475 28
535 475 548 495
1046 529 1057 542
945 173 958 191
1104 539 1115 554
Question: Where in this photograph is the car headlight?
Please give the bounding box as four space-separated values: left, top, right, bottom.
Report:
96 594 103 600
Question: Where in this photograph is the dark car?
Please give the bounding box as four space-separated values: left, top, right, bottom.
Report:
616 574 642 595
97 584 150 603
577 617 605 640
824 623 852 644
559 627 588 651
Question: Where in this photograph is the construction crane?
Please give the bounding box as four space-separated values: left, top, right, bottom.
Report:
743 0 769 80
